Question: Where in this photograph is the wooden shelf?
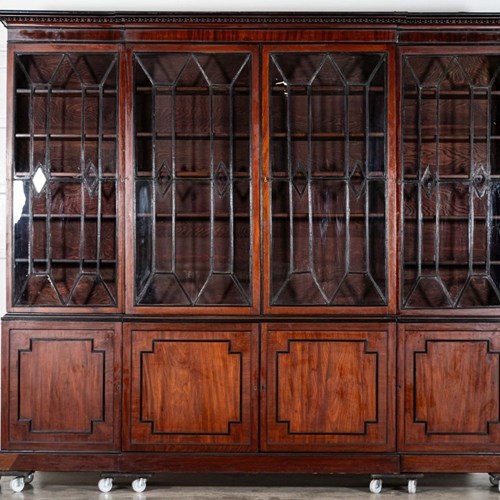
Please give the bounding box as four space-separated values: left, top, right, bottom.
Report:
272 132 384 140
16 88 117 95
403 135 500 142
271 85 385 93
271 171 385 179
14 258 117 264
135 85 250 93
404 261 500 266
272 212 385 219
15 133 117 140
135 132 249 140
136 212 250 218
135 171 251 179
20 214 116 220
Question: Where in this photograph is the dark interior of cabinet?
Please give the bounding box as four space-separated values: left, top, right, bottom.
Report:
12 53 119 306
133 53 253 306
402 54 500 308
269 53 388 306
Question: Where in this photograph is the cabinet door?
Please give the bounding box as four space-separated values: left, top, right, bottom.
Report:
401 50 500 314
262 323 395 452
2 321 121 451
9 47 122 311
124 323 258 451
263 46 394 314
129 46 259 314
401 323 500 452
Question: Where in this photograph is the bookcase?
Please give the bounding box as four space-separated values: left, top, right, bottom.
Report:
1 11 500 495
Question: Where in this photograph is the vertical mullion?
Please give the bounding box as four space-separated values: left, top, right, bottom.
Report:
96 82 103 280
306 83 314 280
469 88 476 282
487 85 493 276
28 84 34 276
79 86 86 278
209 82 215 275
151 85 157 275
286 83 294 276
416 84 423 278
365 83 371 276
435 84 441 282
171 84 176 274
44 83 52 278
229 83 235 274
344 81 351 274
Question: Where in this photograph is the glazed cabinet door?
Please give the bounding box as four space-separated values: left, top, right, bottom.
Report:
262 323 395 452
263 46 395 315
401 49 500 314
401 323 500 452
2 321 121 451
8 46 122 312
124 323 258 451
128 46 259 314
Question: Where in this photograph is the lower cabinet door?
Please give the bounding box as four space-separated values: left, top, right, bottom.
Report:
124 323 258 451
401 323 500 452
262 323 395 452
2 321 121 451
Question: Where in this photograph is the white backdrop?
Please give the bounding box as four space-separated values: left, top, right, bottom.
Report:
1 2 500 316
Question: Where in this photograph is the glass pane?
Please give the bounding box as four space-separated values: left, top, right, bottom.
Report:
134 52 253 306
12 53 119 307
269 52 387 307
402 54 500 308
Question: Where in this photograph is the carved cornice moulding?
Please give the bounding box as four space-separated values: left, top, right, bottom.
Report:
1 11 500 26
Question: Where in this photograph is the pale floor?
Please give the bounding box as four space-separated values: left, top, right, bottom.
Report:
1 472 500 499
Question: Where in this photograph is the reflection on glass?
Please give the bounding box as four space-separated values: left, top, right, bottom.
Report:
12 53 119 307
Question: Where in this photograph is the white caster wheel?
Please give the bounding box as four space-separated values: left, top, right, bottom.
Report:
10 476 25 493
132 477 147 493
98 477 113 493
25 472 35 484
370 478 382 494
408 479 417 494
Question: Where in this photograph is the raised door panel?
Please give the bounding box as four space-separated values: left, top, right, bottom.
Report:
2 321 121 451
401 324 500 452
124 324 258 451
262 323 395 452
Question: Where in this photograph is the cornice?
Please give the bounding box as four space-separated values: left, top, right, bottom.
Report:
1 11 500 27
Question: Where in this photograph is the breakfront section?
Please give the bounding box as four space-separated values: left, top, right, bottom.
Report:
400 46 500 476
1 42 123 470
